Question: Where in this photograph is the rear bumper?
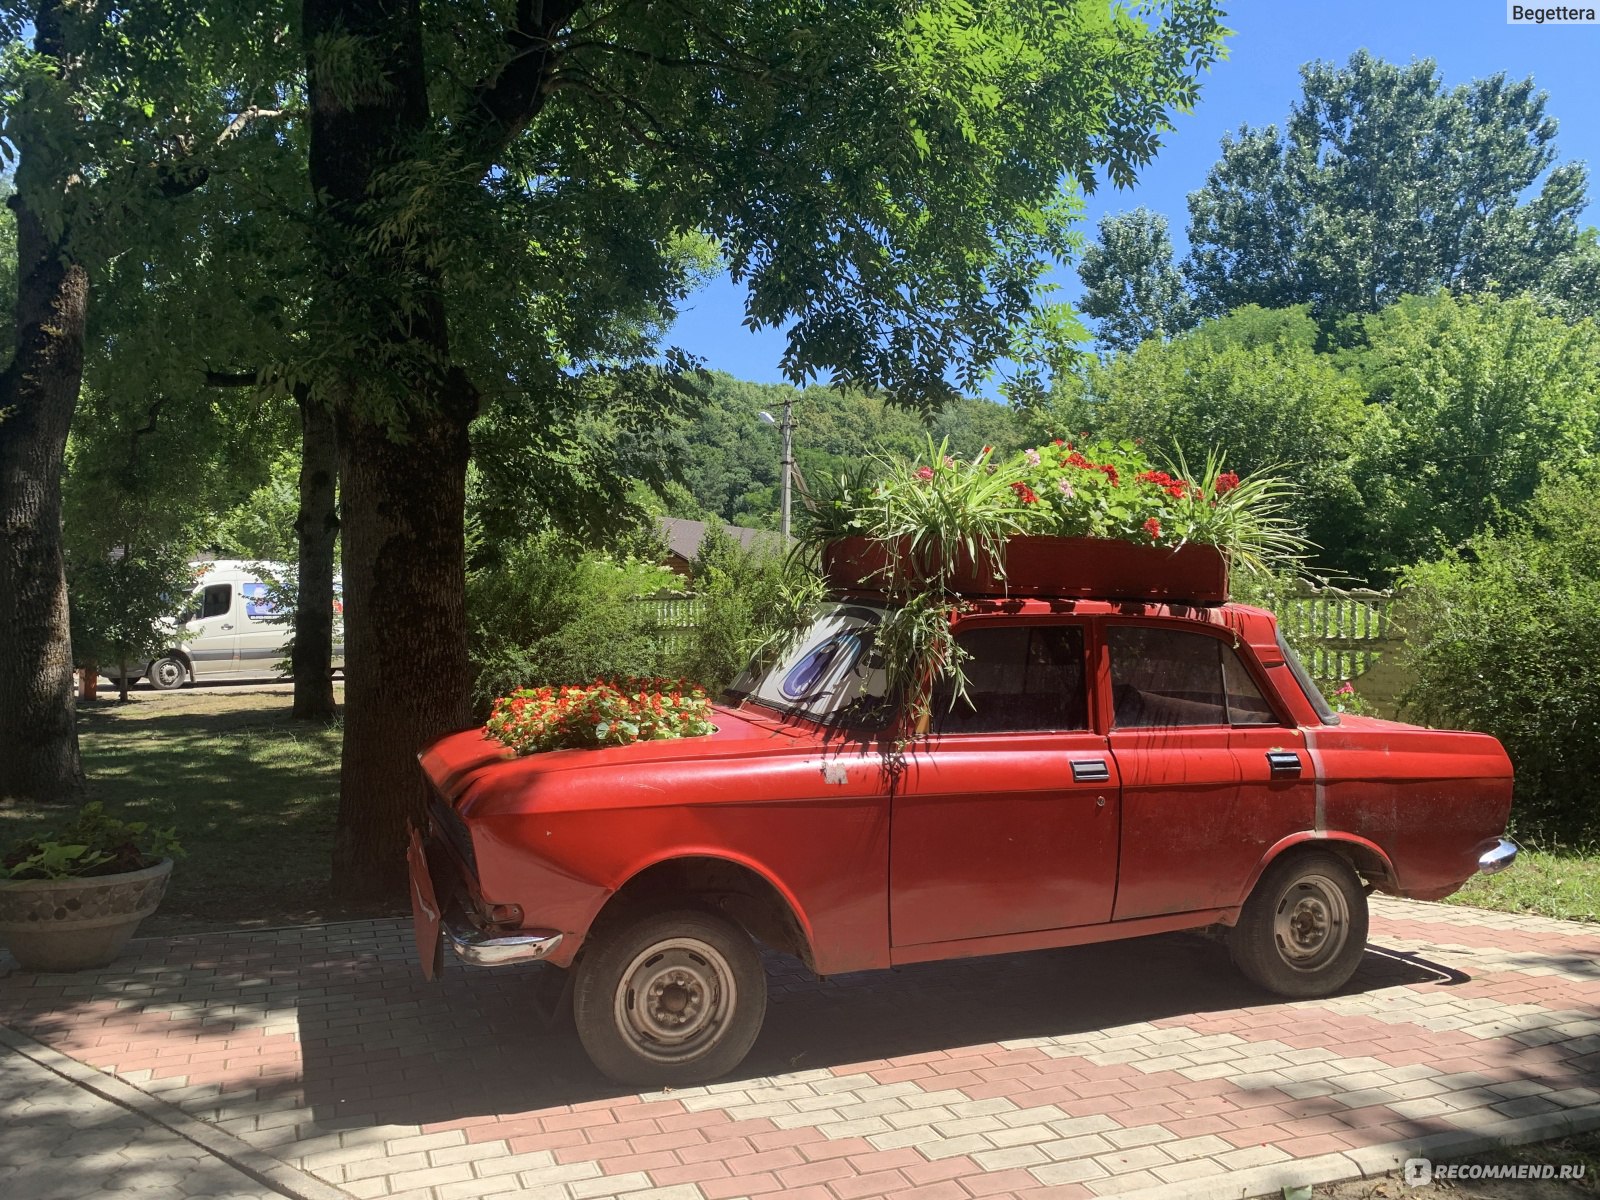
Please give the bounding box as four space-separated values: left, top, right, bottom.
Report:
1477 838 1518 876
443 910 564 967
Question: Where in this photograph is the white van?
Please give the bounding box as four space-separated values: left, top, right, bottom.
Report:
106 560 344 690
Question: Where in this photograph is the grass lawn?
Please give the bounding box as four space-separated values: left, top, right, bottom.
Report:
1445 841 1600 924
0 684 400 935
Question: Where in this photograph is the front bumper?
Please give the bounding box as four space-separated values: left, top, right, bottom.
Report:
443 910 564 967
1477 838 1518 876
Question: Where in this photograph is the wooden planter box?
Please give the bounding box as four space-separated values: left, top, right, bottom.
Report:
821 535 1229 603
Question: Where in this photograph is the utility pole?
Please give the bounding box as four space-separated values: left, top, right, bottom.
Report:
779 396 793 542
759 400 795 541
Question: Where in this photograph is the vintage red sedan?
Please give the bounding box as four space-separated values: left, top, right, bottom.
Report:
409 596 1515 1085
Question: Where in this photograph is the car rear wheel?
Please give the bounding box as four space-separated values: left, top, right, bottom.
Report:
1229 851 1368 998
573 908 766 1086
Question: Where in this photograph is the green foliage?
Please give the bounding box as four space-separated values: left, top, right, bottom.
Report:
677 527 827 693
1398 465 1600 844
1040 306 1367 569
465 533 684 716
2 802 182 881
1184 51 1594 322
65 541 193 678
657 373 1029 534
1077 208 1195 352
204 450 303 562
1348 292 1600 574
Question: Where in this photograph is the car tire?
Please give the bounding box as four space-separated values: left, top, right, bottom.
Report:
1229 851 1368 998
573 908 766 1086
145 656 189 691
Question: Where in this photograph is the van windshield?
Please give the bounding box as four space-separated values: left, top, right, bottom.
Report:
725 603 893 728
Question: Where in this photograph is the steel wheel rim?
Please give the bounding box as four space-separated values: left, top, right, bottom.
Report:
614 937 736 1064
1272 873 1349 972
152 660 183 688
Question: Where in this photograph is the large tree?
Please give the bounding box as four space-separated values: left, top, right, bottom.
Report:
1076 207 1194 352
1184 51 1592 322
298 0 1227 899
1 0 295 801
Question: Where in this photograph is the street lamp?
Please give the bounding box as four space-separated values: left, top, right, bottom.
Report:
757 398 794 540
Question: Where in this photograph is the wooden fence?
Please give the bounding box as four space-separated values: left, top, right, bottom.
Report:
1271 584 1401 683
632 585 1402 685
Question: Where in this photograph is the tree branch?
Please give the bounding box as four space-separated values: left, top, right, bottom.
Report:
202 368 261 388
217 106 292 146
460 0 587 172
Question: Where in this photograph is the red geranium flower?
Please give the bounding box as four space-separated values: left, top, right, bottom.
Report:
1143 517 1162 540
915 465 934 482
1009 480 1039 504
1215 472 1241 496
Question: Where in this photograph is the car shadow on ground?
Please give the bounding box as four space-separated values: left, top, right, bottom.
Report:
286 928 1457 1129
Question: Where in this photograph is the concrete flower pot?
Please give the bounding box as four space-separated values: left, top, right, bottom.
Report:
0 858 172 972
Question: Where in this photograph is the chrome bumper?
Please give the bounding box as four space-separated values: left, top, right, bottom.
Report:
1477 838 1518 876
443 910 564 967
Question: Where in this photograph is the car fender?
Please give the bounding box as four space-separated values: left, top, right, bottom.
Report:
1232 831 1398 915
581 843 819 965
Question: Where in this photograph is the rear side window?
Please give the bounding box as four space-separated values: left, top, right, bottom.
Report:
1110 626 1279 728
932 625 1088 734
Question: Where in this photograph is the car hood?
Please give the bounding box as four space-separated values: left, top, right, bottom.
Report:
419 703 822 811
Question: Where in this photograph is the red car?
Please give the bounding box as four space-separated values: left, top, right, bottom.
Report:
409 597 1515 1085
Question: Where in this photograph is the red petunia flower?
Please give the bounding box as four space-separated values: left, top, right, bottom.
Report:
1143 517 1162 540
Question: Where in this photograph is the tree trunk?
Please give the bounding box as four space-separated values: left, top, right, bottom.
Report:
0 0 87 804
305 0 474 903
291 390 339 720
331 397 473 901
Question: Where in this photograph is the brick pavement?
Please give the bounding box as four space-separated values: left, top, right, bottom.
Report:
2 897 1597 1200
1 1038 282 1199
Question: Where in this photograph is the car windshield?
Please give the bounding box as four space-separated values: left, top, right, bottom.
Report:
725 602 893 728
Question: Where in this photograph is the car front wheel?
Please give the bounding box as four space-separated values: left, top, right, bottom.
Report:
145 655 189 691
573 908 766 1086
1228 851 1368 998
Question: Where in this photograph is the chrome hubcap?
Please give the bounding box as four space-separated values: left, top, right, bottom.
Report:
1272 874 1349 972
615 938 734 1063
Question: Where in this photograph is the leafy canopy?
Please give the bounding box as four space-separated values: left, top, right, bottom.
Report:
1183 50 1592 322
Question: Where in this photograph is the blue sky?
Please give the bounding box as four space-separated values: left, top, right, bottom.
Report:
667 0 1600 384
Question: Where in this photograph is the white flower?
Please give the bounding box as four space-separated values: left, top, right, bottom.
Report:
1025 448 1041 466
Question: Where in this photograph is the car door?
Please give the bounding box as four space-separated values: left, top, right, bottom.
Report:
185 581 240 678
236 578 288 677
1107 621 1314 919
890 619 1120 948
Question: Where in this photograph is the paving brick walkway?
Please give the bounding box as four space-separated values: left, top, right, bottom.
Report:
0 1038 281 1199
2 897 1598 1200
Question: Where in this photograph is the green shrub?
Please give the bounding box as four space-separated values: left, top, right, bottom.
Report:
676 528 825 693
466 534 684 716
1398 465 1600 845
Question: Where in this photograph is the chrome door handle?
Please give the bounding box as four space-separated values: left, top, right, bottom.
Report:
1071 759 1111 783
1267 751 1302 777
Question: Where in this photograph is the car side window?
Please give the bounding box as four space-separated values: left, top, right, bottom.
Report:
931 625 1088 734
199 584 232 620
1109 626 1230 727
1221 645 1277 725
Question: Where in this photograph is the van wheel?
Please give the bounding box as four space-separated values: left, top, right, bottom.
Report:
1229 852 1367 998
146 656 189 691
573 908 766 1086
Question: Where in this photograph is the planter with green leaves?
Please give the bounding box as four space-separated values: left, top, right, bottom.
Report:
803 438 1307 727
0 804 182 972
